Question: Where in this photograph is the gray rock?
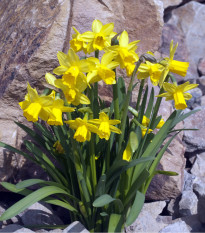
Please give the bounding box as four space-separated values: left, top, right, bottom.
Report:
183 170 196 191
19 202 63 226
126 201 167 232
183 106 205 152
193 177 205 223
179 190 198 217
63 221 89 233
159 220 190 233
191 152 205 177
0 224 34 233
200 95 205 106
186 88 202 109
197 76 205 95
198 57 205 76
181 215 204 232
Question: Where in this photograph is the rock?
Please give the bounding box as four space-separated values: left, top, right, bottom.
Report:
63 221 89 233
159 23 198 83
193 177 205 224
198 57 205 76
183 106 205 152
201 95 205 106
179 190 198 217
161 0 182 9
0 224 35 233
126 201 167 232
160 1 205 82
186 87 202 109
146 131 186 200
197 76 205 95
183 170 195 191
181 215 204 232
0 0 71 187
159 220 190 233
191 152 205 177
145 83 186 201
19 202 63 226
0 0 164 184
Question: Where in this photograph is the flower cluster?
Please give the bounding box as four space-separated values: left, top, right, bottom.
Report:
19 19 198 144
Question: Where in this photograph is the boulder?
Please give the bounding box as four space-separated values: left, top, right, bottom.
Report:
191 152 205 177
126 201 167 232
183 106 205 152
179 190 198 217
198 57 205 76
160 0 182 9
159 220 190 233
186 87 202 109
19 202 63 226
0 224 35 233
0 0 164 184
63 221 89 233
160 1 205 82
146 83 186 201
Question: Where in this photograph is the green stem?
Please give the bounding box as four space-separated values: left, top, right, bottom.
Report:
149 74 170 129
90 134 97 192
113 71 120 120
135 79 145 111
118 57 144 156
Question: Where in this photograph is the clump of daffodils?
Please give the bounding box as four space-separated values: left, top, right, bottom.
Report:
1 19 199 233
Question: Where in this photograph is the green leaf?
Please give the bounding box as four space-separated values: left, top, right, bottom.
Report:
155 170 178 176
0 182 77 213
125 191 145 226
93 194 116 207
106 156 154 190
100 212 108 217
95 174 106 198
0 186 72 221
138 85 148 123
108 214 124 233
145 87 154 118
130 131 139 153
124 169 149 207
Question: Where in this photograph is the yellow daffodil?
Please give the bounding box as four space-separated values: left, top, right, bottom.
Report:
106 30 140 76
156 118 165 129
53 141 65 154
123 143 132 161
88 112 121 140
19 83 55 122
47 99 75 125
159 41 189 86
53 49 93 82
70 27 88 53
45 73 90 106
87 52 119 85
65 118 100 142
156 82 198 110
81 19 116 51
138 61 165 86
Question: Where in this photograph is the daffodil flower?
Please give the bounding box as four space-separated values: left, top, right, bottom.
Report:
156 82 198 110
45 73 90 106
81 19 116 51
159 41 189 86
123 143 132 161
106 30 140 76
70 27 88 53
88 112 121 140
47 99 75 126
53 49 93 83
65 118 100 142
138 61 165 86
19 83 55 122
53 141 65 154
87 52 119 85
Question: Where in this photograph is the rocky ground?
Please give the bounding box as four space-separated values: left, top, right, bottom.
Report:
1 0 205 232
